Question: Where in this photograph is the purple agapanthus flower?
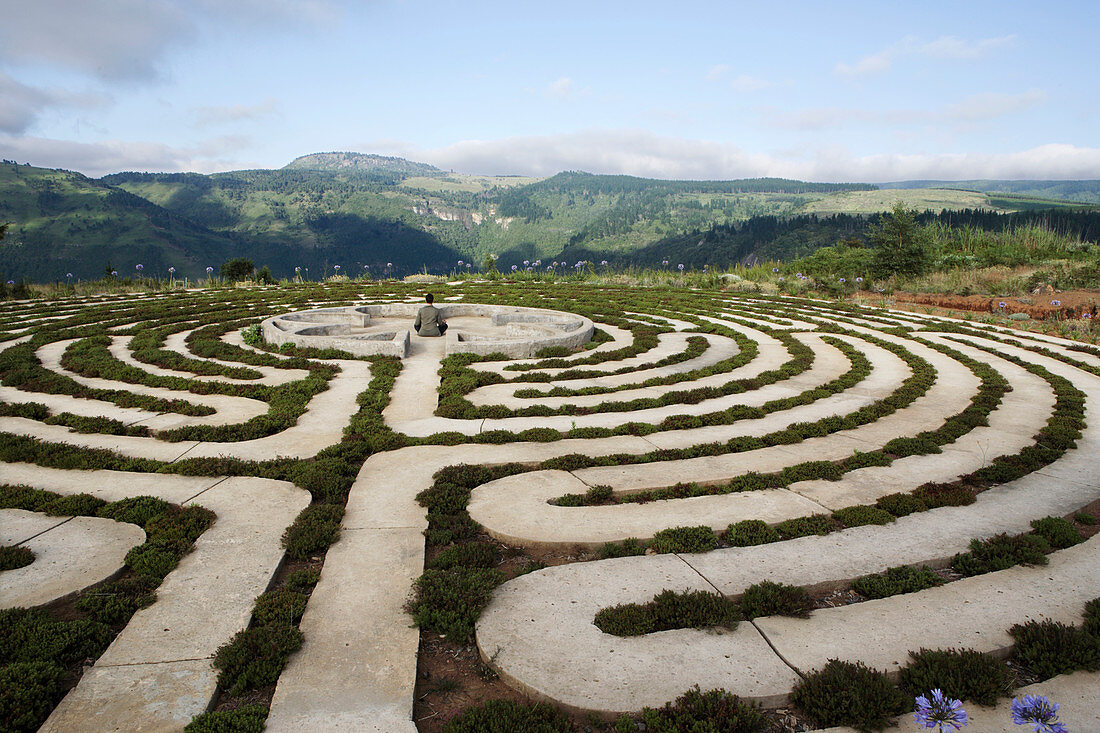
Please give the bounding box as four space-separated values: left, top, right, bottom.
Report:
1011 694 1067 733
66 272 73 278
135 264 143 271
677 263 684 270
913 689 968 731
168 267 175 274
1050 300 1061 306
206 266 213 273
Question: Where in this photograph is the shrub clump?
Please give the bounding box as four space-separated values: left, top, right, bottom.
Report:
833 505 895 528
775 514 836 539
1009 619 1100 680
442 699 573 732
0 607 111 666
40 492 106 517
738 580 811 620
951 533 1048 577
427 541 499 570
594 590 740 637
96 496 171 527
251 588 309 627
0 544 34 571
851 565 943 600
875 492 928 517
74 577 157 625
649 526 719 554
899 647 1015 707
185 704 268 733
0 661 67 733
212 623 303 695
281 504 344 560
633 686 767 733
726 519 779 547
790 659 908 731
408 567 504 643
598 538 646 559
1028 516 1084 549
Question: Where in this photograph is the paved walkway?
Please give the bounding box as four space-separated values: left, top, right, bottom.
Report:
0 508 146 609
8 292 1100 731
473 336 1100 714
0 463 309 732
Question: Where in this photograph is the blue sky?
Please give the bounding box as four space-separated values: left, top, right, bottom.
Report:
1 0 1097 180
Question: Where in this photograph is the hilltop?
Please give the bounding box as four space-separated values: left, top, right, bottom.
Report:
283 151 442 177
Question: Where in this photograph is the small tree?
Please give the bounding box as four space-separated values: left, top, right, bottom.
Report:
481 253 498 275
871 202 932 278
220 257 255 282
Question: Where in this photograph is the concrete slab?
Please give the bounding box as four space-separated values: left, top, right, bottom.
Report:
756 534 1100 679
40 659 217 733
477 553 802 714
265 528 424 732
0 509 145 608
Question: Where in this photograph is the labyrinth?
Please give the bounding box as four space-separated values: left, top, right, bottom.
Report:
2 281 1099 732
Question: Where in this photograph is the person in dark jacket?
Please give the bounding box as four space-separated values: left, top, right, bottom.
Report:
414 293 447 336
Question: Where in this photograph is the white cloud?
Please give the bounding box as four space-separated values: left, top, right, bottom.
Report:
0 0 192 81
730 74 770 93
191 0 340 26
705 64 729 81
836 34 1015 76
766 88 1047 131
918 35 1015 60
944 89 1046 122
0 134 256 176
193 98 281 127
544 77 589 100
0 72 109 134
6 131 1097 184
835 50 894 76
379 131 1100 183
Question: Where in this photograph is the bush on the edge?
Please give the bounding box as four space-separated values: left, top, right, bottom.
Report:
281 504 344 560
212 623 303 695
184 704 268 733
898 647 1015 707
442 699 573 732
790 658 908 731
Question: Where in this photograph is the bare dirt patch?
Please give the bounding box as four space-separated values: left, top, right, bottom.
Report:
891 288 1099 320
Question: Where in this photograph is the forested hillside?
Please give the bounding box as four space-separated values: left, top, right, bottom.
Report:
580 208 1100 268
3 153 1098 282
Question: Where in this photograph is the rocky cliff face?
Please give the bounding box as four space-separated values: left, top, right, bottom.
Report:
283 151 441 176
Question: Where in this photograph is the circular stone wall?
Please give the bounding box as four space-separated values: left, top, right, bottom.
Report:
261 302 594 358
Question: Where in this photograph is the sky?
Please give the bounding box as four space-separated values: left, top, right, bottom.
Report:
1 0 1098 182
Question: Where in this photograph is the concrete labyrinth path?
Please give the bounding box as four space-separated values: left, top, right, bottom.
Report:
1 282 1098 732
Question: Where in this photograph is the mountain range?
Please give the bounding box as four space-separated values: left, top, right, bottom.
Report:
2 153 1098 282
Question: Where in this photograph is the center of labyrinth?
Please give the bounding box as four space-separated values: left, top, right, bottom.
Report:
1 283 1098 732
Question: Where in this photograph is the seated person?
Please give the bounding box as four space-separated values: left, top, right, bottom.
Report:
414 293 448 336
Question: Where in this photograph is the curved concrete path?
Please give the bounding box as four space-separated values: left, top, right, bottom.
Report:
0 463 309 733
473 334 1100 714
0 508 146 609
